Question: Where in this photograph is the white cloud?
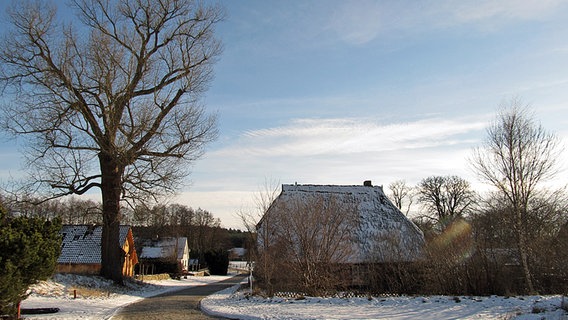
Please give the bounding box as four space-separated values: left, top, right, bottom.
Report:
226 116 486 158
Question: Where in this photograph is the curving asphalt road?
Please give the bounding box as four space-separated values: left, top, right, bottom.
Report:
111 275 247 320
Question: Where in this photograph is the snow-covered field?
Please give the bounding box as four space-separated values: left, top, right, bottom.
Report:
203 285 568 320
21 273 568 319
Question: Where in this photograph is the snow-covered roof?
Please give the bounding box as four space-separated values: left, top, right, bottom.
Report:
58 225 132 264
259 182 425 263
140 247 163 259
139 237 188 260
230 247 247 256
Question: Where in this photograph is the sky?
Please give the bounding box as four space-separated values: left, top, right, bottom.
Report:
2 1 568 229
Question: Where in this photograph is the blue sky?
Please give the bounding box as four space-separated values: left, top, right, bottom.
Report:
2 1 568 229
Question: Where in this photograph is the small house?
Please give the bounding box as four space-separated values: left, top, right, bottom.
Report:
57 225 138 277
137 237 190 275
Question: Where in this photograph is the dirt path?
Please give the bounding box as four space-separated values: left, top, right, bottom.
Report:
111 275 247 320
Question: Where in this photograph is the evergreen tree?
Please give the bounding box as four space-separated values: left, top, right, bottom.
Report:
204 249 229 276
0 204 62 316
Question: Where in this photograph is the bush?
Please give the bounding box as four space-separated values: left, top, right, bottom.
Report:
204 249 229 275
0 206 62 317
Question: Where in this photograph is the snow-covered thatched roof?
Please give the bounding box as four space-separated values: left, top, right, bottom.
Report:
58 225 132 264
259 181 425 263
138 237 188 261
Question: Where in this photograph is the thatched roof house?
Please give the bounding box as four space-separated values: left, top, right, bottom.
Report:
257 181 424 263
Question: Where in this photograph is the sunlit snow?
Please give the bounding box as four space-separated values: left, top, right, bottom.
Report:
20 272 568 320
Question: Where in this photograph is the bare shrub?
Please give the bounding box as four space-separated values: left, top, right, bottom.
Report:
364 232 423 294
256 194 358 296
420 219 477 295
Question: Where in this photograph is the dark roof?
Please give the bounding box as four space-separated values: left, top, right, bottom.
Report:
58 225 131 264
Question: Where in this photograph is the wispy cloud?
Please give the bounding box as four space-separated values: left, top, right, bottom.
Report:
226 116 486 158
325 0 384 45
324 0 566 45
186 115 489 228
448 0 564 23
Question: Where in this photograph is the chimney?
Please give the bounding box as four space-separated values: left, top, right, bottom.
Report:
363 180 372 187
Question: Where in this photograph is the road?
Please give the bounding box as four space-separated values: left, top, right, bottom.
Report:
111 275 247 320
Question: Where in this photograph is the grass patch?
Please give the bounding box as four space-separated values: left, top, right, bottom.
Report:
135 273 171 281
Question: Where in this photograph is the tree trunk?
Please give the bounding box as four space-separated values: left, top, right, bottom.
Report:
99 152 124 285
516 211 535 294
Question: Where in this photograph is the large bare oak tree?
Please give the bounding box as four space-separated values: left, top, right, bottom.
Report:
469 99 561 294
0 0 223 284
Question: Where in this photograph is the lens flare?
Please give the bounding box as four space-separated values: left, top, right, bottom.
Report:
430 219 474 264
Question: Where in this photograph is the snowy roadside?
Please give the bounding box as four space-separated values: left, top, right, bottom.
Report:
20 273 568 320
202 282 568 320
20 273 232 320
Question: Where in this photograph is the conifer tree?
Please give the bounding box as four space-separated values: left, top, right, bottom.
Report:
0 204 62 317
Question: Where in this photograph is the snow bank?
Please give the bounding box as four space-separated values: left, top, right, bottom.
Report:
202 285 568 320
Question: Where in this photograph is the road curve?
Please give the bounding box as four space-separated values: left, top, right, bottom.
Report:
111 275 247 320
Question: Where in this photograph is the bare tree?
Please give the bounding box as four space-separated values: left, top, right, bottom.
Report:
388 179 414 215
236 179 281 294
0 0 223 284
471 188 568 294
469 99 561 293
57 197 102 224
416 175 476 227
238 179 281 236
257 193 359 295
192 208 221 251
1 193 102 224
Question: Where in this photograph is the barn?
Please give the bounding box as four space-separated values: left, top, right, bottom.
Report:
256 181 425 290
257 181 425 263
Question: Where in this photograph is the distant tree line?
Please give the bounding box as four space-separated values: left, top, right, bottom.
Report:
0 195 103 225
130 203 248 275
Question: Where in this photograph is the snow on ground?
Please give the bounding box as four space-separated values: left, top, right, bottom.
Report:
202 281 568 320
21 272 568 320
21 273 232 319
